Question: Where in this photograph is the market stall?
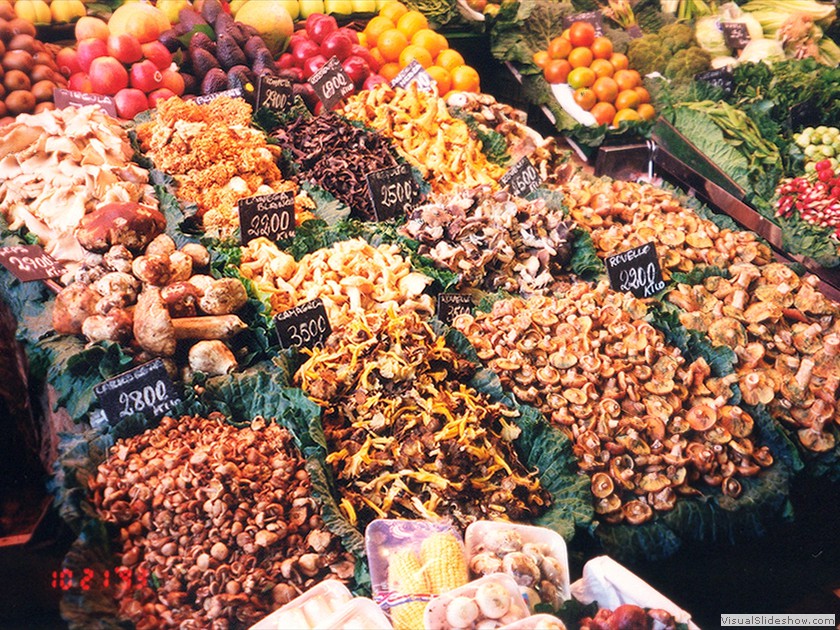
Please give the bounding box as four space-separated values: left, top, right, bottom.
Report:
0 0 838 628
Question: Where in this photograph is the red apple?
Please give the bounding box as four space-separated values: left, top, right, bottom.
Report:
68 72 93 93
292 40 321 68
338 27 359 45
303 54 327 79
306 14 337 45
363 73 388 91
320 30 353 61
141 41 173 70
160 68 185 96
288 32 310 50
56 47 82 77
114 87 149 119
278 67 304 82
76 38 109 73
107 33 143 65
89 56 129 95
276 53 295 70
130 59 163 93
147 88 176 108
350 44 378 71
342 55 370 88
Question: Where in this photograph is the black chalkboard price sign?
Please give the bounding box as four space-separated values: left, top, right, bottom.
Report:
500 156 541 198
437 293 473 325
238 190 296 244
694 68 734 96
562 11 604 35
94 358 181 426
0 244 66 282
309 56 354 111
722 22 751 50
605 242 665 299
53 88 118 117
193 87 244 105
366 163 422 220
257 75 292 112
390 60 435 92
274 298 332 350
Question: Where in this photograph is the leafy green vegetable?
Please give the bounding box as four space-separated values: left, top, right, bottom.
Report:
449 107 511 166
778 211 840 268
300 181 352 226
490 0 576 69
569 227 605 281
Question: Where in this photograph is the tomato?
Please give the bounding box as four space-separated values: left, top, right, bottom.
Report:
590 36 613 60
573 87 596 111
591 101 616 126
614 88 640 111
543 58 571 84
568 46 593 68
567 66 595 89
547 35 572 60
613 107 640 126
568 21 595 48
613 68 639 91
533 50 550 68
634 86 651 104
609 52 628 70
590 58 614 78
591 76 618 103
637 103 656 120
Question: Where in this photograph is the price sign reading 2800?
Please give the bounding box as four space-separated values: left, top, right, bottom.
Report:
274 298 332 350
238 190 296 244
366 163 421 221
605 242 665 299
94 358 181 426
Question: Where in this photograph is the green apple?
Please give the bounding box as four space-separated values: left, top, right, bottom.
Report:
229 0 248 15
277 0 300 20
299 0 325 17
324 0 353 14
351 0 377 12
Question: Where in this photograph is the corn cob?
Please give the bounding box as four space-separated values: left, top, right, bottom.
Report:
387 548 429 630
419 531 469 595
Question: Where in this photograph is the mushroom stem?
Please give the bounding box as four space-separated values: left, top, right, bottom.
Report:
172 315 248 340
795 357 815 389
824 334 840 357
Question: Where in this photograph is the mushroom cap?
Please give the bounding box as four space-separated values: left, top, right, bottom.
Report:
76 202 166 254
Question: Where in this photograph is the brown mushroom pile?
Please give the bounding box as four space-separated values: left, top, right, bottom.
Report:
400 187 574 297
452 282 774 524
53 233 248 377
669 263 840 453
90 413 355 629
557 176 773 280
0 105 158 264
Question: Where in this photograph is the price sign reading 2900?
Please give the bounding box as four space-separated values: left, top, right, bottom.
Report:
366 163 422 221
274 298 332 350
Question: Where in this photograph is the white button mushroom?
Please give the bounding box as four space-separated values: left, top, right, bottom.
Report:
445 596 480 629
474 581 511 620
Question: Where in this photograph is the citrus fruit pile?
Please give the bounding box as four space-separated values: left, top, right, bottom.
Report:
534 21 655 127
361 1 480 95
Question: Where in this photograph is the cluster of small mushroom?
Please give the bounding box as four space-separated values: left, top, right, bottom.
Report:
453 282 774 524
558 176 773 279
90 414 355 630
469 529 566 611
53 218 249 377
669 262 840 453
401 187 574 296
437 579 530 630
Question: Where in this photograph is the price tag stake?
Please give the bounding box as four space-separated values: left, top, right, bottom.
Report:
257 75 292 112
309 57 354 111
366 163 422 221
605 242 665 299
274 298 332 350
0 245 66 282
437 293 473 326
238 190 296 244
94 358 181 426
500 157 542 198
390 60 435 92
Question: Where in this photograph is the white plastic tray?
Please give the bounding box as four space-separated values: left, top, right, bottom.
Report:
249 580 353 629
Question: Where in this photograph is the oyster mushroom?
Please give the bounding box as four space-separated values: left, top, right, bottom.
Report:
475 581 511 619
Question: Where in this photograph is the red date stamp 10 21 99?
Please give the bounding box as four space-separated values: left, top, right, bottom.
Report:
51 567 149 592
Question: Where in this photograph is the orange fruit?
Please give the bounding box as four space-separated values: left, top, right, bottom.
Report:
369 46 386 68
364 15 395 48
634 86 650 104
613 107 641 126
412 28 446 59
379 0 408 23
591 101 616 126
543 58 571 84
568 46 593 68
614 88 640 110
569 21 595 47
426 65 451 94
450 64 480 92
609 52 628 70
614 68 639 90
637 103 656 120
436 48 465 71
396 10 428 40
590 58 614 78
399 44 433 68
573 87 596 111
591 76 618 103
547 35 572 60
533 50 550 68
377 28 408 62
567 65 595 89
378 61 401 81
590 36 613 60
627 69 642 85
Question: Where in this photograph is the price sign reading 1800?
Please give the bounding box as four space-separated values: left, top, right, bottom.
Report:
0 245 66 282
309 56 354 111
500 156 541 198
238 190 296 244
94 358 181 426
274 298 332 350
366 163 422 220
605 242 665 299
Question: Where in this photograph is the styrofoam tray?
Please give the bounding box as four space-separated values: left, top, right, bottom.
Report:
323 597 394 630
249 580 352 629
424 573 529 630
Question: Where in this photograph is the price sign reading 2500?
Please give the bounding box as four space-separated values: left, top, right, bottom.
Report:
366 163 421 221
274 298 332 350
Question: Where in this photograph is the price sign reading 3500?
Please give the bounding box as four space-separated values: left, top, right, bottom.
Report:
274 298 332 350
